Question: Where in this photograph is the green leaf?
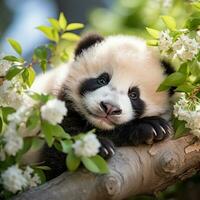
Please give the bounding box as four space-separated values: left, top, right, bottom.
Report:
22 67 35 87
26 110 40 130
5 66 23 80
27 67 35 87
35 166 51 171
34 46 48 60
186 17 200 30
7 38 22 55
0 109 3 133
34 168 46 184
3 55 24 63
174 120 188 138
161 16 176 31
31 138 45 151
66 151 81 171
1 107 15 123
192 2 200 10
146 27 160 39
60 50 69 62
40 60 47 73
50 124 71 139
157 72 186 91
37 26 59 42
175 83 195 93
60 140 73 153
16 138 32 162
146 40 158 46
66 23 84 31
59 12 67 30
61 33 80 41
41 121 55 147
88 155 109 173
81 157 101 173
178 63 189 75
48 18 61 31
54 142 63 151
29 92 53 103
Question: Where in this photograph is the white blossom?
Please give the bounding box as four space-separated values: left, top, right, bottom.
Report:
0 80 24 109
73 133 101 157
8 105 31 124
41 99 67 125
4 123 23 156
173 94 200 137
0 59 11 76
172 35 199 61
23 166 41 188
1 165 27 193
159 30 173 52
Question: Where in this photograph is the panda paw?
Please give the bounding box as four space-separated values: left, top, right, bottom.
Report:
129 116 172 145
98 137 115 159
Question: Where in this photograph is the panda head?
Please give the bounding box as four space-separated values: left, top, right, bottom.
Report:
62 33 171 130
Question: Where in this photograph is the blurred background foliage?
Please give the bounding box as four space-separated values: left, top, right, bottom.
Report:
0 0 199 199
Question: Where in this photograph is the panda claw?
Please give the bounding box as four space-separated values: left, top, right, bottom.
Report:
98 138 115 159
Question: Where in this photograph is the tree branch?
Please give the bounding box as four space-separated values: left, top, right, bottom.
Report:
13 134 200 200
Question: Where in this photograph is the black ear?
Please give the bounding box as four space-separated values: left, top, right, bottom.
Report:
161 60 175 76
161 60 176 96
74 33 104 58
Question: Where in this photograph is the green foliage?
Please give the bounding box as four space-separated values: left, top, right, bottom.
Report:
0 13 109 200
7 38 22 55
81 155 109 174
161 15 177 31
66 150 81 171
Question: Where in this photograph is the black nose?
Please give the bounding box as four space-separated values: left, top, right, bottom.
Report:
100 101 122 115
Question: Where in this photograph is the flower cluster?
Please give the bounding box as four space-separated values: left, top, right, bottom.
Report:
1 165 41 194
174 94 200 137
41 98 68 125
0 59 11 77
73 133 101 157
159 31 200 62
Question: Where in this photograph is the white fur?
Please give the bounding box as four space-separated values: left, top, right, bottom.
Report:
31 35 170 130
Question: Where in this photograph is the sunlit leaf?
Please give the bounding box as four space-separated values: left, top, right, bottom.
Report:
146 27 160 39
7 38 22 55
59 12 67 30
146 40 158 46
66 151 81 171
61 33 80 41
48 18 61 31
66 23 84 31
5 66 23 80
161 15 176 31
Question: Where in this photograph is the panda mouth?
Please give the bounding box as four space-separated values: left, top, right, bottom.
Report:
86 109 116 126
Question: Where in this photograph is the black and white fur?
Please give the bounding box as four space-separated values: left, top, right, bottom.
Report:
31 33 174 179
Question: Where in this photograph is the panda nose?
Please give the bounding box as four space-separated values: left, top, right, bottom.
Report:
100 101 122 115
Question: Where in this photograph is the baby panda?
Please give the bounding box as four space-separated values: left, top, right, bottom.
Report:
33 33 174 179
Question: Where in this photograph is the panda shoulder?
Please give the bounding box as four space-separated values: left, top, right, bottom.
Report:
31 62 71 95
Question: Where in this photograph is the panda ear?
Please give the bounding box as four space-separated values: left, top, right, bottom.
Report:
161 60 176 96
74 33 104 58
161 60 175 75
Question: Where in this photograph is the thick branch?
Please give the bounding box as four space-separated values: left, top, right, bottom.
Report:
13 135 200 200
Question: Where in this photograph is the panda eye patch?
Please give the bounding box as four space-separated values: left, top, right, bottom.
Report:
128 87 139 100
97 73 110 86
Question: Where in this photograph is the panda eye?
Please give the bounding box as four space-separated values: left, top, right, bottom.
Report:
97 73 110 86
129 91 137 100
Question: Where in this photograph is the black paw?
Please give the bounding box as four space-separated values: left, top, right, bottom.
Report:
129 117 172 145
98 137 115 159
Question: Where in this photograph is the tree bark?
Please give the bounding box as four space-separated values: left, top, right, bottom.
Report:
13 134 200 200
